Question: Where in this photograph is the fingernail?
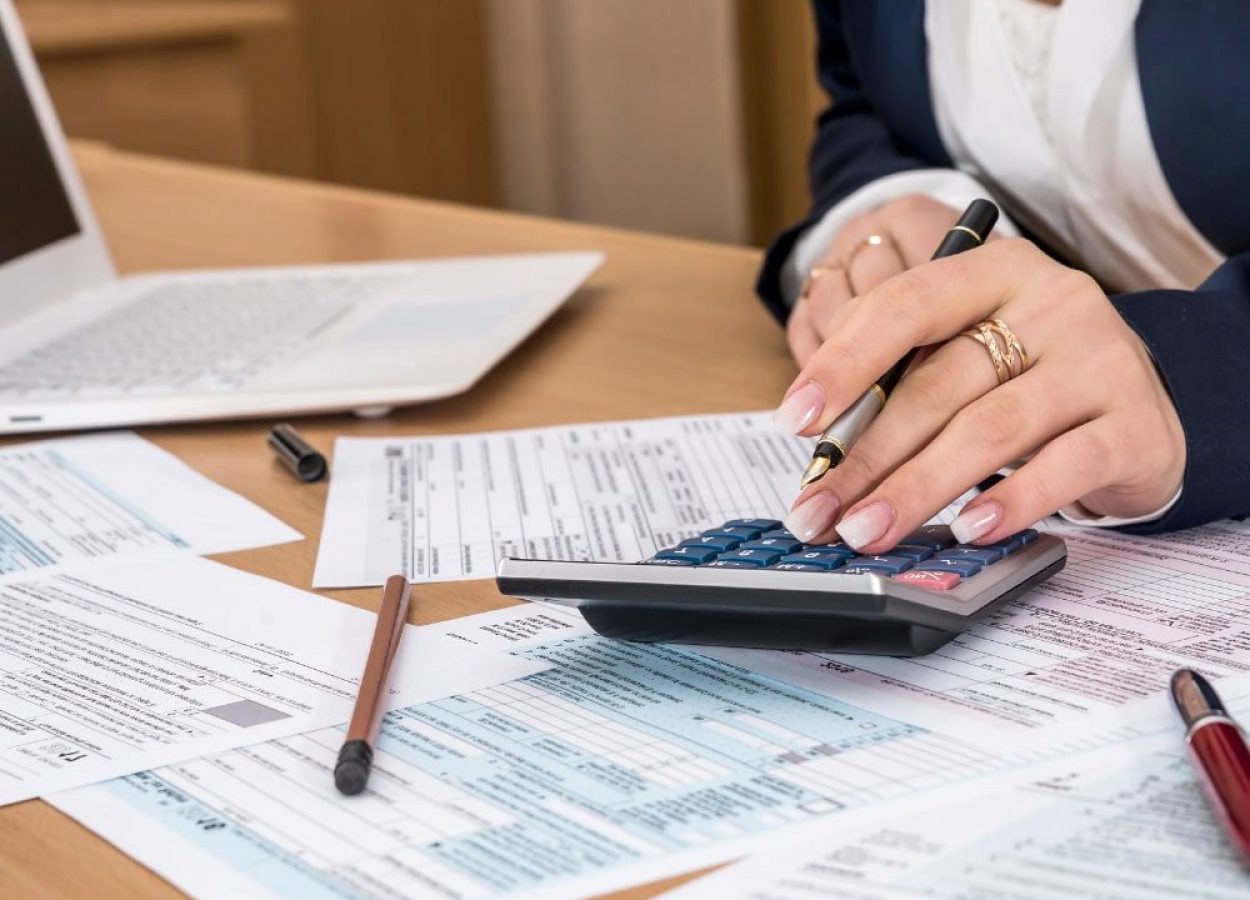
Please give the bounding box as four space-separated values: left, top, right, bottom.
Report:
836 500 895 550
784 492 840 542
950 501 1003 544
774 381 825 435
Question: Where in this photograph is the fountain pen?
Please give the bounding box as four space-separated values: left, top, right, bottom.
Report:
800 198 1000 488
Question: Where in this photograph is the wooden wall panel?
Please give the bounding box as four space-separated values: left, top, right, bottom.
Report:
289 0 499 207
735 0 821 246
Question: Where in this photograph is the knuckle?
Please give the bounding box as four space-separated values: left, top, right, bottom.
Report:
993 236 1041 265
892 193 928 216
815 334 867 377
1063 428 1116 484
900 361 956 413
833 449 884 494
955 393 1022 451
869 274 925 329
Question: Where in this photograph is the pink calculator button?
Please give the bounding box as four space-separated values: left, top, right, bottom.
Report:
893 570 962 592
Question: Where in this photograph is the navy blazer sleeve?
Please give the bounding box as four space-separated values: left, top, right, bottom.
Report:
1111 254 1250 533
756 0 946 323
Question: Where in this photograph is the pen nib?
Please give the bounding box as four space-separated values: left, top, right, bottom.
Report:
800 456 831 489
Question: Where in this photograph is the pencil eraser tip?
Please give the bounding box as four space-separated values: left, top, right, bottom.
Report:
334 760 369 795
334 739 373 795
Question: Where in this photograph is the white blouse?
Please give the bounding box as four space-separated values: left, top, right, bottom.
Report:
784 0 1209 526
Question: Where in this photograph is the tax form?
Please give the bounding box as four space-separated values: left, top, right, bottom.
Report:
50 604 1131 900
0 431 298 568
0 552 544 805
701 520 1250 737
668 676 1250 899
313 412 821 587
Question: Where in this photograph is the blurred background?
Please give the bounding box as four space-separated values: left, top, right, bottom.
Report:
17 0 823 247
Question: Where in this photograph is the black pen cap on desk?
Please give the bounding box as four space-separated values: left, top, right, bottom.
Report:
268 423 328 482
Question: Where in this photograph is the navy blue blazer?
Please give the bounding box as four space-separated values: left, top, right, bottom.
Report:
759 0 1250 534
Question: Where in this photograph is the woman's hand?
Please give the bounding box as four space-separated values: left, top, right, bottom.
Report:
787 194 966 367
775 238 1187 552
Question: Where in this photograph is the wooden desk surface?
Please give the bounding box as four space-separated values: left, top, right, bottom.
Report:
0 146 796 898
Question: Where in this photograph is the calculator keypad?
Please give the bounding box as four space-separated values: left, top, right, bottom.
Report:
646 522 1040 592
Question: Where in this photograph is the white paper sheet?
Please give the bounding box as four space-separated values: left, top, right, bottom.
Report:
312 411 964 587
0 431 299 568
0 552 543 805
49 605 1136 900
666 674 1250 899
697 520 1250 739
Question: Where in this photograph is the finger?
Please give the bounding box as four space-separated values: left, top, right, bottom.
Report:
830 365 1101 553
809 331 1005 512
790 238 1059 435
804 263 855 341
845 234 907 300
948 416 1135 544
786 299 824 367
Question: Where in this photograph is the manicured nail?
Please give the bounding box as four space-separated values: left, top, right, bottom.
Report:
836 500 895 550
784 492 840 542
774 381 825 435
950 501 1003 544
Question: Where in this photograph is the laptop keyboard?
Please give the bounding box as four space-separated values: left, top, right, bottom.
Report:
0 275 373 397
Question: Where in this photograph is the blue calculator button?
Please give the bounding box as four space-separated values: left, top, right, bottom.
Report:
761 529 798 541
846 555 914 575
779 550 847 570
641 557 696 567
717 548 784 566
802 542 857 559
888 544 934 562
656 545 720 564
897 525 955 550
680 535 741 552
914 558 983 577
1017 528 1039 544
703 559 764 569
983 534 1024 554
773 563 826 572
937 546 1006 565
724 518 782 532
703 526 764 542
741 537 802 553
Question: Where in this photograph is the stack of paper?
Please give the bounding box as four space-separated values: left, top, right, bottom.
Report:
9 418 1250 899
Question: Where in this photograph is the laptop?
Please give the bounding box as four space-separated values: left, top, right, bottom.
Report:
0 0 601 434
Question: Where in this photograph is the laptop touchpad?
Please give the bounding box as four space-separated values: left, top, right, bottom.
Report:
345 295 529 344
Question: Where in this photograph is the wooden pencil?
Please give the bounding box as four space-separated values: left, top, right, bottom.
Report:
334 574 412 795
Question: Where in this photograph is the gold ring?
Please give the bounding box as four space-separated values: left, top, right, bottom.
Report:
959 318 1029 385
800 263 845 300
844 233 900 270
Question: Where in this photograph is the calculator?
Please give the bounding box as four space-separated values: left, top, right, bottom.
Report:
495 519 1066 656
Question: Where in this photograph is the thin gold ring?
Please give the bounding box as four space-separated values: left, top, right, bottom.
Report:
802 233 900 302
800 263 845 301
960 318 1028 385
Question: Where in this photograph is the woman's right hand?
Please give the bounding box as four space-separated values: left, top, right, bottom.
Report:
787 194 967 367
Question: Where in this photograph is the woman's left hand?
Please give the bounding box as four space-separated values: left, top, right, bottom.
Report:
775 238 1187 552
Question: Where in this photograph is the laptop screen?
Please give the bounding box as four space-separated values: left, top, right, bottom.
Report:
0 27 79 266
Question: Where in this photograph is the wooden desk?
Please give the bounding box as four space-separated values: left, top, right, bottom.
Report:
0 145 796 898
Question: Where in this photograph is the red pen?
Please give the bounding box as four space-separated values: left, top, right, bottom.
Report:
1171 668 1250 858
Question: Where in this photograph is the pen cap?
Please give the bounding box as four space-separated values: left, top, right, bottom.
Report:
958 199 999 243
931 199 999 259
268 423 327 483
